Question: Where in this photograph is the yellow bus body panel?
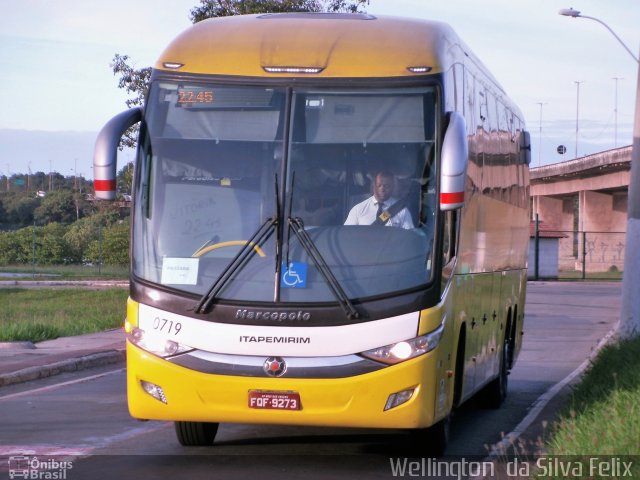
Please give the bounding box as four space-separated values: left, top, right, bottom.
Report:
126 341 447 429
155 14 453 78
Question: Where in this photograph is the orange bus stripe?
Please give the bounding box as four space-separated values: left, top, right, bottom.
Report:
440 192 464 204
94 179 117 191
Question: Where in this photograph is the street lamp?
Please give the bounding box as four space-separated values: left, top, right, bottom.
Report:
559 7 640 337
558 8 639 64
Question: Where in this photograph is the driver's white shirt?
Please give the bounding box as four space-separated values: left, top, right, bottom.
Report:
344 196 414 229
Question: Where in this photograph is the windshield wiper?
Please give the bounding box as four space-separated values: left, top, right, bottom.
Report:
287 216 359 320
285 173 359 320
194 217 276 314
195 172 359 320
195 176 280 314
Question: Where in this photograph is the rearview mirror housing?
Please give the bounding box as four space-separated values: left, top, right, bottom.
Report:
440 112 468 211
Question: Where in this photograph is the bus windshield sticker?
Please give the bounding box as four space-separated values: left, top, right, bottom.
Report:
281 262 307 289
161 257 199 285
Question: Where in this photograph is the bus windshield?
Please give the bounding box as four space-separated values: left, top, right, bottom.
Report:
132 81 438 303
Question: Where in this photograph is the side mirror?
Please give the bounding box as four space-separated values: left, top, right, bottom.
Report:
440 112 468 210
519 130 532 165
93 107 142 200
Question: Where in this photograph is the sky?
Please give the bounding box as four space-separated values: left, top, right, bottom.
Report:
0 0 638 178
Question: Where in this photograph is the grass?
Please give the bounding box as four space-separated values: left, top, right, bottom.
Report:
556 270 623 281
537 335 640 477
0 288 129 342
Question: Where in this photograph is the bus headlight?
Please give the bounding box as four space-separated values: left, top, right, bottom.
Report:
360 322 444 365
128 327 192 358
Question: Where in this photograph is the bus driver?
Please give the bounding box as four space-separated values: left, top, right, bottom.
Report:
344 170 414 229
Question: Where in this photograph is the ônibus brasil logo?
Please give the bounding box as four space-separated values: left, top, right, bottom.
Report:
8 456 73 479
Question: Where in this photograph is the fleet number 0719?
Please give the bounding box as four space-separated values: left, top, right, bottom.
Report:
152 316 182 335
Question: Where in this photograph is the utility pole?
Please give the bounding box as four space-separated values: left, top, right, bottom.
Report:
574 81 583 159
536 102 547 167
559 8 640 337
619 56 640 338
612 77 622 148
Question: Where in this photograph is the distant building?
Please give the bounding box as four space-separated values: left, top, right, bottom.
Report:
531 146 629 274
529 221 567 279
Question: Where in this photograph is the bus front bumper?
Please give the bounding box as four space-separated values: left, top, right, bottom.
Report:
126 341 448 429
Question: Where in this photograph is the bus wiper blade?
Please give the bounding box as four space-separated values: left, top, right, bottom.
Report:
287 216 360 320
195 217 276 314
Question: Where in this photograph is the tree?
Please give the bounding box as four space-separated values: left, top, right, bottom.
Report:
0 197 7 225
117 161 134 195
110 54 151 149
112 0 370 145
189 0 369 21
86 219 130 266
64 205 123 263
33 191 93 225
2 193 39 227
64 218 99 263
0 229 24 264
33 191 76 225
37 223 71 265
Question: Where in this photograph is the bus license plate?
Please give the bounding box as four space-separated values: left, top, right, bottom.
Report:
248 390 301 411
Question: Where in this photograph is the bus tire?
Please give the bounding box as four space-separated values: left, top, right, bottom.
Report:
175 421 219 446
410 415 450 457
482 332 509 409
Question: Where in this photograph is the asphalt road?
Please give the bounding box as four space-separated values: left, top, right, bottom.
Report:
0 282 621 480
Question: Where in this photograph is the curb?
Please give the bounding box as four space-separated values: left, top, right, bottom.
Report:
486 321 619 458
0 341 36 350
0 350 126 388
468 321 621 480
0 280 129 288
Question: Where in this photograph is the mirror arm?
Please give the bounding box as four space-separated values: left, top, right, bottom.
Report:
93 107 143 200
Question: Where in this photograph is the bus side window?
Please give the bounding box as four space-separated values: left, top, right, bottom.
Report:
419 144 436 231
442 210 459 269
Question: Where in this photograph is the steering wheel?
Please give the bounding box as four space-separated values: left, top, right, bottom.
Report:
192 240 267 258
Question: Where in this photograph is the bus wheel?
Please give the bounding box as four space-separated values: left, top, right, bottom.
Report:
175 421 219 446
482 334 509 408
410 415 450 457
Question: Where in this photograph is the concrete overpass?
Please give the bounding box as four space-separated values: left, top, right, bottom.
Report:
530 145 631 273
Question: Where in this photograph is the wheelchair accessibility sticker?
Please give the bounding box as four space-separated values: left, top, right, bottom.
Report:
281 262 308 288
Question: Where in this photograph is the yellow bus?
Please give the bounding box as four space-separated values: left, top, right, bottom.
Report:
94 12 530 455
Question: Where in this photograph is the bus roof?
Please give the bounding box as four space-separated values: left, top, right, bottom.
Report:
155 13 463 78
